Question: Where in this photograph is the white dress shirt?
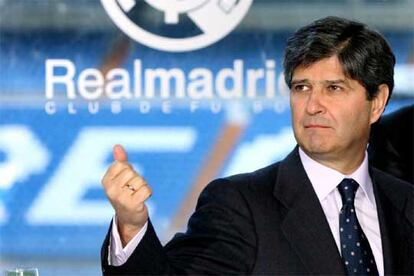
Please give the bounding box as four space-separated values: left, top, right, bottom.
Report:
110 148 384 275
299 148 383 276
108 215 147 266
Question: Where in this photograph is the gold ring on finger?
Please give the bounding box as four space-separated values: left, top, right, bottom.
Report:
126 184 136 191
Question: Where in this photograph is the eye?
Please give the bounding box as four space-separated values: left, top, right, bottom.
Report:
292 84 310 92
328 85 343 92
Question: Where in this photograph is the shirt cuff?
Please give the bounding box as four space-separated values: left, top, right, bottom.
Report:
109 215 148 266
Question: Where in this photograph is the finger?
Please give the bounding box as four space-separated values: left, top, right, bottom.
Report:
126 175 147 192
104 161 132 182
133 185 152 203
105 181 123 203
103 167 136 196
113 144 128 162
105 168 137 195
117 169 139 189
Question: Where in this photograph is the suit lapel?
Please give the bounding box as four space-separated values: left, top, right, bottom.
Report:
274 148 346 275
371 168 414 275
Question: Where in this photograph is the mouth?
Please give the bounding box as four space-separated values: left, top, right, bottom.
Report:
304 124 330 129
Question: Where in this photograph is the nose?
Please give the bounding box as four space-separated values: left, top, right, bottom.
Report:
305 89 326 115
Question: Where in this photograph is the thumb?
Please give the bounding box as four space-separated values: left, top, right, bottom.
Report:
113 144 128 162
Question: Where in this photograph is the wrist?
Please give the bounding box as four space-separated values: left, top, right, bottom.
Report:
117 219 146 247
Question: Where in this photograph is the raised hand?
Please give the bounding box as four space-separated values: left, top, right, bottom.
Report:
102 144 152 246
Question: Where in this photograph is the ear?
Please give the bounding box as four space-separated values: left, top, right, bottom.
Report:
369 84 389 125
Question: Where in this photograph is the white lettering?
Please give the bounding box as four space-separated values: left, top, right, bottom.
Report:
139 101 151 113
246 68 264 98
45 101 56 115
252 101 264 113
111 101 122 114
68 102 77 114
106 68 131 99
190 101 199 112
265 60 276 98
45 59 283 101
45 59 76 99
216 60 243 99
145 68 185 98
211 101 222 113
78 68 104 100
88 102 99 114
134 60 142 97
162 101 172 114
188 69 213 99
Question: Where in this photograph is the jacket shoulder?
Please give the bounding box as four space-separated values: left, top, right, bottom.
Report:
372 167 413 196
205 162 281 194
371 167 414 225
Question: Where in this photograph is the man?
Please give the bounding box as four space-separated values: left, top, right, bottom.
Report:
101 17 414 275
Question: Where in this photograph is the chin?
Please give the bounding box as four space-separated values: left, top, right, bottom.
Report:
302 142 333 156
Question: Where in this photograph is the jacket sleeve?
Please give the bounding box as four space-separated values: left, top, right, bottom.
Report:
101 178 257 275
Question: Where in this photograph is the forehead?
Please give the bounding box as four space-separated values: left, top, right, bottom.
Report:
292 56 347 81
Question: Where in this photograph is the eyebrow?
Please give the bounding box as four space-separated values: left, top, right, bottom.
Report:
291 79 349 85
325 79 348 85
290 79 310 85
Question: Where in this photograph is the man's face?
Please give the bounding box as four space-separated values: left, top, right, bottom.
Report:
290 56 379 167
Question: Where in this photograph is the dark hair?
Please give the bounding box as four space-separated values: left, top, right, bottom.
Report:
283 16 395 102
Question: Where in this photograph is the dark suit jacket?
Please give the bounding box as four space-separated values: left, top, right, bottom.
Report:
101 148 414 275
369 104 413 184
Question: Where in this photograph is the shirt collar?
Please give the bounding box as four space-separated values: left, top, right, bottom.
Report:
298 147 376 207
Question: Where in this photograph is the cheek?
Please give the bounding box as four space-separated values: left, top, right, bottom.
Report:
291 108 303 132
337 109 370 138
290 99 303 121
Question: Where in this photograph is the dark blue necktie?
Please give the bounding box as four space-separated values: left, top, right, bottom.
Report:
337 178 379 275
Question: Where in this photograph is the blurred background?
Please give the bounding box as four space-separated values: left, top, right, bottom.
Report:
0 0 413 275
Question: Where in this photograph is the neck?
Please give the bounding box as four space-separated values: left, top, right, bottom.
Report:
302 149 366 175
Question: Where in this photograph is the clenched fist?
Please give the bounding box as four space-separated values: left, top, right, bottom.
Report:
102 144 152 246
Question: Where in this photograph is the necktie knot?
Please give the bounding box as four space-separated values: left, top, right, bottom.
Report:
337 178 359 206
